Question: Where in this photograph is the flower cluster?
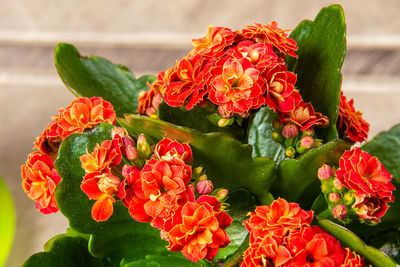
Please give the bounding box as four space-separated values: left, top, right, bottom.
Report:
21 97 117 214
80 136 232 262
337 92 369 143
318 147 395 224
241 198 365 266
139 22 328 131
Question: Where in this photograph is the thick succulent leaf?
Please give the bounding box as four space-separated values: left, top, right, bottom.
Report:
317 218 399 267
119 114 276 204
55 123 168 262
369 231 400 263
121 254 213 267
22 235 109 267
55 42 155 117
158 102 245 141
247 106 285 164
0 177 15 267
271 139 350 208
286 5 346 141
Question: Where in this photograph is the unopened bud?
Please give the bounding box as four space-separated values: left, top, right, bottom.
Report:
332 204 347 220
303 128 314 136
299 136 314 149
271 132 283 143
198 174 207 181
218 117 234 127
272 119 283 131
285 147 296 158
125 146 139 161
137 134 150 158
98 173 120 195
333 177 344 191
318 164 333 180
196 180 214 195
122 164 131 177
282 123 299 139
314 139 323 148
215 189 228 201
193 167 203 177
112 127 126 139
343 191 355 206
329 193 341 203
321 183 331 194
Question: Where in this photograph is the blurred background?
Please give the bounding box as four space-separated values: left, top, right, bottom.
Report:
1 0 399 266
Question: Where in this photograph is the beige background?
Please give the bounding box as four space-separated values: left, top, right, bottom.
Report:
1 1 400 266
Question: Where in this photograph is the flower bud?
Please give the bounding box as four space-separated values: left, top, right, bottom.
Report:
314 139 323 148
137 134 151 158
271 132 283 143
193 167 203 178
215 189 228 201
285 147 296 158
218 117 234 127
196 180 214 195
272 119 283 131
332 204 347 220
299 136 314 149
333 177 344 191
122 164 131 177
98 173 120 195
198 174 207 181
111 127 126 139
329 193 341 203
318 164 333 180
282 123 299 139
321 183 332 194
302 127 314 136
343 191 355 206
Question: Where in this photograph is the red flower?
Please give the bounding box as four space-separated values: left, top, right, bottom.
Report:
279 100 329 131
241 234 292 267
353 195 389 224
242 22 298 58
335 148 395 203
57 97 116 139
80 138 122 174
286 226 345 266
342 248 365 266
81 172 121 221
163 55 211 110
208 55 266 116
244 198 313 243
137 86 162 117
153 138 192 164
338 92 369 143
21 151 61 214
190 25 235 58
263 64 298 113
167 196 232 262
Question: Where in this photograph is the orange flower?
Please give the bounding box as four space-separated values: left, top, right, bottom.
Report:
242 21 298 58
153 138 192 164
57 97 116 139
80 138 122 174
342 248 365 266
244 198 313 243
21 151 61 214
34 120 62 159
190 25 235 58
81 171 121 221
137 87 162 117
338 92 369 143
167 196 232 262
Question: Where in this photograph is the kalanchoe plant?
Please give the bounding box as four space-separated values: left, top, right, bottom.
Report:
21 4 400 267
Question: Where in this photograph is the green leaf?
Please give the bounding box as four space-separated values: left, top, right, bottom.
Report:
22 235 110 267
0 177 15 267
55 123 169 263
286 5 346 142
216 189 256 260
317 218 399 267
271 139 350 208
118 115 276 204
54 42 155 117
121 254 212 267
369 231 400 263
247 106 285 164
158 102 245 141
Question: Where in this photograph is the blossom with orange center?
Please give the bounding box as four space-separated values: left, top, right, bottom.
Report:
335 148 395 203
34 120 62 159
80 138 122 174
81 171 121 221
338 92 369 143
279 100 329 131
263 64 298 113
162 55 211 110
241 234 292 267
342 248 365 266
209 56 266 116
57 97 116 139
167 196 232 262
244 198 313 243
242 21 298 58
286 226 345 266
21 151 61 214
190 25 235 58
153 138 192 164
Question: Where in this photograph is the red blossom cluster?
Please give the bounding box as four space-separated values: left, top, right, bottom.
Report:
21 97 117 214
139 22 328 132
338 92 369 143
80 136 232 262
242 198 365 266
